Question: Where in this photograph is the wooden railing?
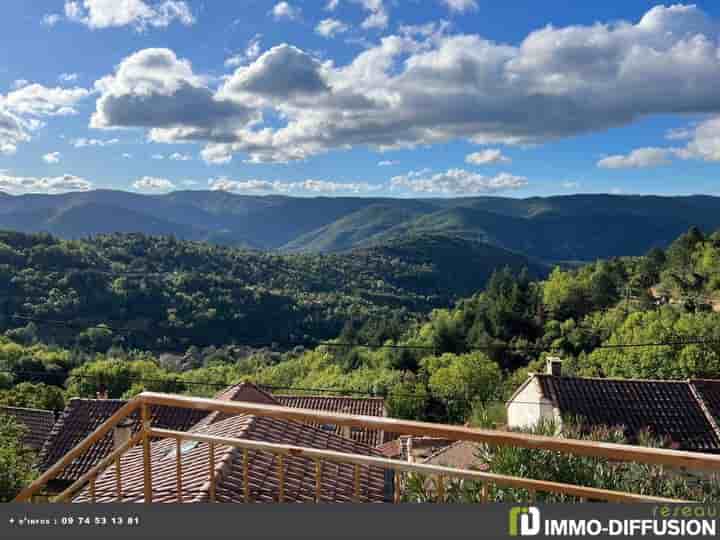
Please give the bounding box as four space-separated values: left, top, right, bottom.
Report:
15 391 720 504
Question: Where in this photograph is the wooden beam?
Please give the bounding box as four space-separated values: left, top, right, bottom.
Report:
52 431 143 503
151 428 681 503
142 403 152 504
14 399 141 502
209 442 216 503
176 437 183 504
138 392 720 472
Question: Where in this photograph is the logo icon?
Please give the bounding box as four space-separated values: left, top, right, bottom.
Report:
509 506 541 536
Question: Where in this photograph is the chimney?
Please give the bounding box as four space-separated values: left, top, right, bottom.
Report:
546 357 562 377
113 417 134 450
399 435 414 463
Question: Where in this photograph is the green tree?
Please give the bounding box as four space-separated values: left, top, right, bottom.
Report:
0 414 37 502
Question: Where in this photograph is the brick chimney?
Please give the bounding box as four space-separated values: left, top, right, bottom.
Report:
546 357 562 377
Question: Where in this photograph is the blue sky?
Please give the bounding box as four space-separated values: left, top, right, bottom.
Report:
2 1 720 198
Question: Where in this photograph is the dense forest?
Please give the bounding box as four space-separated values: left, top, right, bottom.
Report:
2 226 720 428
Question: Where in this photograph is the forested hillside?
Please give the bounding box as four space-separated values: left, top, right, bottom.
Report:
0 230 540 351
2 191 720 261
3 226 720 428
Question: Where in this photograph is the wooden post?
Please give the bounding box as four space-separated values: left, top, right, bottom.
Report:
141 403 153 503
394 471 401 504
436 475 445 503
277 455 285 503
209 442 216 502
480 482 489 503
243 449 250 503
528 487 536 503
315 460 322 503
115 456 122 502
354 464 361 502
176 437 183 503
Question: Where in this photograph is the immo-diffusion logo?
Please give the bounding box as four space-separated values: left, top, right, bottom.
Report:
509 506 541 536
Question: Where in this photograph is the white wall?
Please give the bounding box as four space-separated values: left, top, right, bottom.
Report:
507 377 558 430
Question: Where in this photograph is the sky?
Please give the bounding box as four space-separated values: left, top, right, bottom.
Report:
2 1 720 198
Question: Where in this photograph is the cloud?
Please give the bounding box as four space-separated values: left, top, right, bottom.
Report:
680 116 720 162
0 83 89 153
391 168 527 194
151 154 165 160
561 181 580 189
59 73 79 83
225 35 263 68
42 13 62 26
597 147 675 169
465 149 511 165
90 48 254 138
378 160 399 166
0 173 92 194
71 137 119 147
169 152 192 161
132 176 176 192
271 2 300 21
441 0 478 13
64 0 194 30
325 0 340 10
122 153 133 158
43 152 62 164
355 0 388 30
316 18 350 38
87 5 720 164
4 83 89 117
209 177 379 194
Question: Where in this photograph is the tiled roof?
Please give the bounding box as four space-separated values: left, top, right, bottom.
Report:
422 441 487 471
274 394 387 446
39 399 207 483
535 375 720 452
690 380 720 427
0 406 56 451
74 412 389 503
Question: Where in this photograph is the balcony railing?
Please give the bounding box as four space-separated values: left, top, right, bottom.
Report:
15 391 720 504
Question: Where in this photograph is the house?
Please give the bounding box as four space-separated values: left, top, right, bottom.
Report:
0 405 56 451
39 383 390 494
38 398 207 493
507 359 720 453
213 382 389 446
377 436 455 462
73 385 391 503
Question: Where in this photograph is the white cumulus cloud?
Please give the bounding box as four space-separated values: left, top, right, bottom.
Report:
43 152 62 164
209 177 379 195
316 18 350 38
64 0 194 30
391 168 527 194
465 149 511 165
597 147 675 169
132 176 176 192
86 5 720 166
0 173 92 194
441 0 478 13
271 2 300 21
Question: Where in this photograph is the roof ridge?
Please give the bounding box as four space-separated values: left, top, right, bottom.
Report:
278 394 385 401
0 404 55 414
535 373 691 384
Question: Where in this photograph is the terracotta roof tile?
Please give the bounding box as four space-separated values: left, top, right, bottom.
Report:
0 406 56 451
74 413 389 503
535 375 720 452
39 399 207 483
275 394 387 446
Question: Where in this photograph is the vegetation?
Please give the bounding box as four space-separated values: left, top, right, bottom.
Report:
0 415 37 502
402 421 720 503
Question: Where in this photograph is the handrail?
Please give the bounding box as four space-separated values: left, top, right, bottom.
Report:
15 390 719 503
151 428 682 503
15 398 142 502
138 392 720 472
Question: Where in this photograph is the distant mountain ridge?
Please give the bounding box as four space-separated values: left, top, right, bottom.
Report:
1 190 719 262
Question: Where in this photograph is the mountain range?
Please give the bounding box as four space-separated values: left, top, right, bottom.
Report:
2 190 720 263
